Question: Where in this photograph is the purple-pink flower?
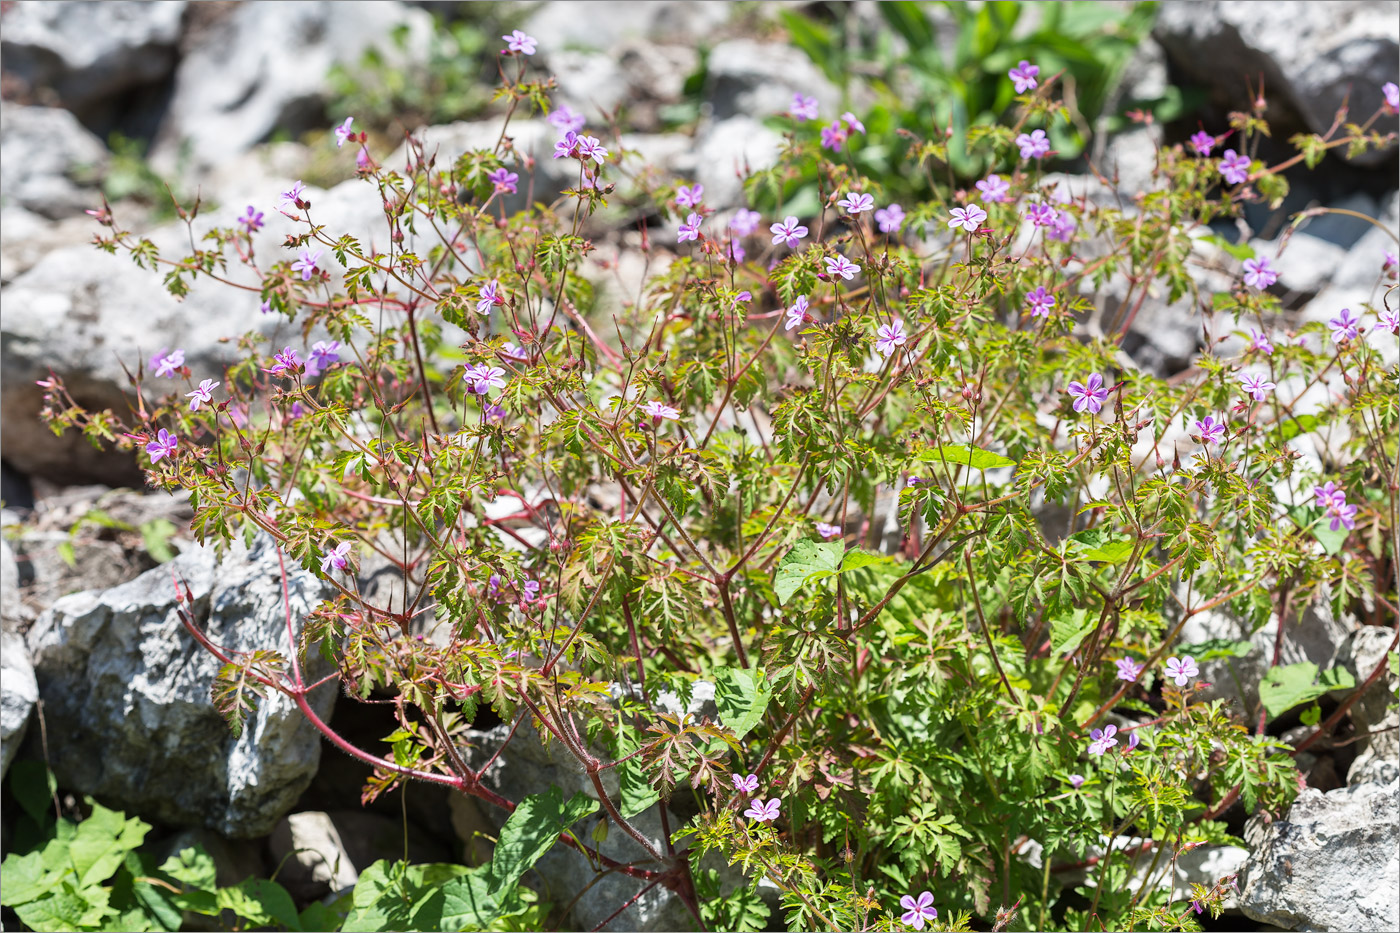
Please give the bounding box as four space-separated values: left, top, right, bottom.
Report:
1009 60 1040 94
463 364 507 396
1115 656 1143 682
239 205 264 232
770 215 809 248
1164 656 1198 686
278 180 306 211
874 203 905 233
791 93 819 122
1047 212 1076 242
306 340 341 377
875 320 907 356
1239 373 1275 402
677 212 703 243
575 135 608 164
502 29 536 55
1016 129 1051 160
816 522 841 540
785 296 810 331
842 111 865 135
899 891 938 931
730 209 761 236
548 105 585 135
1328 502 1359 532
744 797 781 822
1088 724 1118 756
489 167 519 194
1242 257 1278 290
266 346 302 377
820 121 848 152
1313 481 1347 511
1188 130 1215 156
645 400 680 423
732 772 759 794
151 348 185 379
553 131 578 159
1026 202 1058 227
1219 150 1251 185
1124 731 1141 753
145 428 178 463
838 191 874 214
186 378 220 411
1067 373 1108 414
976 174 1011 203
1194 415 1227 446
1384 81 1399 114
321 541 352 574
1068 774 1086 789
676 184 704 208
291 248 322 282
477 279 503 315
1378 309 1399 334
333 117 355 148
1329 307 1361 343
484 403 507 423
948 204 987 233
1248 329 1275 355
825 255 859 280
1026 286 1055 318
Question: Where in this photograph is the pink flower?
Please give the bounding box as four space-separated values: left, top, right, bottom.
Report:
825 255 859 280
1384 82 1399 115
875 320 907 356
1327 502 1359 532
1026 202 1057 227
186 379 220 411
463 364 507 396
1248 329 1275 355
145 428 178 463
502 29 536 55
488 167 519 194
238 205 264 231
1188 130 1215 156
1239 373 1275 402
644 400 680 423
1016 129 1051 160
744 797 781 822
1048 212 1076 242
1219 150 1251 185
976 174 1011 203
730 209 761 236
1026 286 1055 317
1164 656 1198 686
1124 731 1141 753
306 340 341 377
278 180 306 211
1066 373 1108 414
1194 415 1227 445
874 204 905 233
1242 257 1278 289
676 184 704 208
732 772 759 794
484 403 507 423
785 296 810 331
477 279 503 315
1068 774 1086 789
553 132 579 159
320 541 352 574
1115 656 1143 682
815 522 841 540
791 93 819 121
1009 60 1039 93
838 191 874 214
1088 724 1118 755
899 891 938 931
548 106 586 135
1313 482 1347 510
574 135 608 164
948 204 987 232
677 212 703 243
333 117 355 148
841 111 866 135
291 248 322 282
265 346 302 377
770 216 809 248
820 121 848 152
151 348 185 378
1378 309 1399 334
1329 307 1361 343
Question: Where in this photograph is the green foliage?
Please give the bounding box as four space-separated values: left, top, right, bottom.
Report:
1258 661 1356 719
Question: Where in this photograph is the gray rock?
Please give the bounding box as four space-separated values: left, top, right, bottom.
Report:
524 1 733 55
705 38 841 124
268 809 454 902
0 1 185 115
25 535 335 838
150 1 435 174
1331 627 1399 786
0 103 109 219
1239 778 1399 930
1 536 21 625
1258 232 1350 297
0 206 116 286
1155 1 1400 165
1 629 39 778
692 115 785 210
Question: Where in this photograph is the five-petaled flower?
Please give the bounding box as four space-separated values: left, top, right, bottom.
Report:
1068 774 1086 789
875 320 907 357
1242 257 1278 290
291 248 322 282
266 346 302 377
151 348 185 378
477 279 503 315
1313 482 1347 510
186 379 220 411
333 117 355 148
1009 60 1040 93
1239 373 1275 402
1384 81 1399 114
815 522 841 540
1016 129 1051 160
899 892 938 931
1115 656 1144 682
1188 130 1215 156
306 340 341 377
676 184 704 208
502 29 536 54
1329 307 1361 343
645 400 680 423
1026 286 1056 318
976 174 1011 203
842 111 866 134
553 131 578 159
1067 373 1108 414
463 364 507 396
730 209 761 236
278 180 306 211
1195 415 1227 445
146 428 178 463
548 105 585 135
239 205 264 231
677 212 704 243
484 403 507 423
838 191 874 214
770 216 809 247
825 255 859 280
732 773 759 794
1218 150 1251 185
820 121 848 151
947 204 987 233
1248 329 1275 355
574 135 608 164
488 167 519 194
785 296 810 331
1088 724 1118 756
791 93 819 121
321 541 352 574
1328 502 1358 532
1026 202 1058 227
1378 309 1399 334
1164 656 1198 686
874 203 905 233
744 798 781 822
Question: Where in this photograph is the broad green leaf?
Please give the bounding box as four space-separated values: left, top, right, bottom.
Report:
223 878 300 930
0 850 61 906
413 866 519 931
1311 519 1349 557
713 666 774 740
1259 662 1356 718
1275 414 1319 442
1050 608 1094 658
488 787 596 899
1176 638 1253 662
1068 527 1135 563
68 799 149 888
14 884 105 933
1199 233 1256 261
157 846 216 890
841 549 891 574
617 722 660 818
773 539 843 605
919 445 1017 470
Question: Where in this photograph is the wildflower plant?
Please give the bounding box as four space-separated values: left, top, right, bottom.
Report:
37 30 1400 933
